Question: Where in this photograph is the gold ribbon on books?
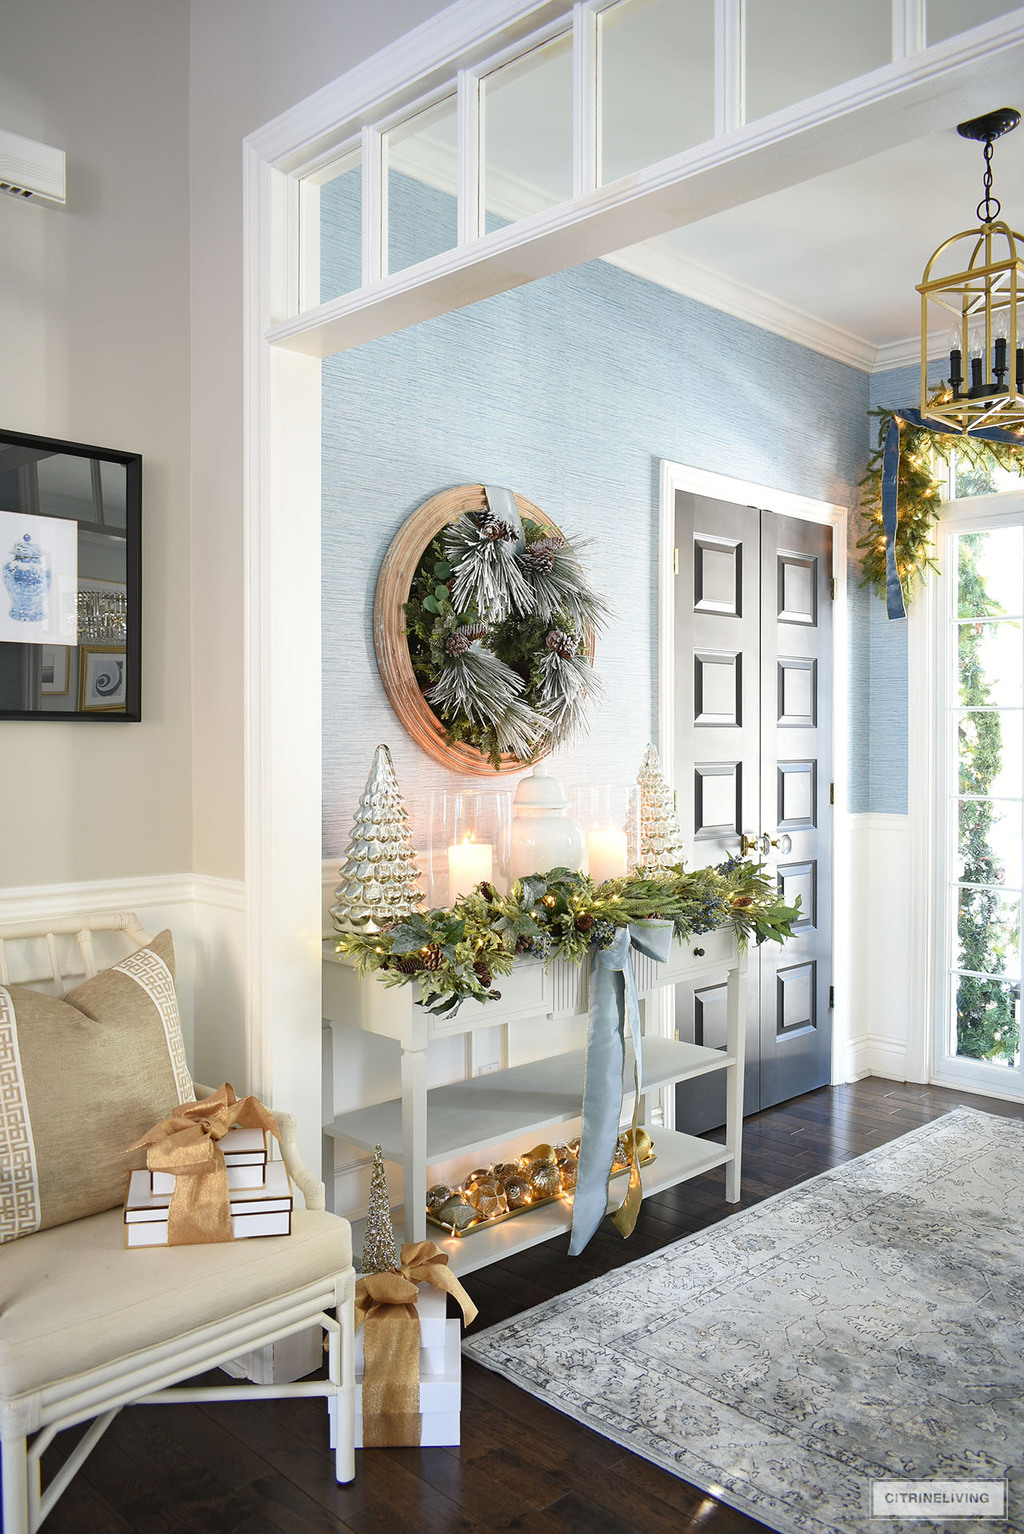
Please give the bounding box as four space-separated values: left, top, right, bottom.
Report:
355 1240 478 1447
130 1082 280 1246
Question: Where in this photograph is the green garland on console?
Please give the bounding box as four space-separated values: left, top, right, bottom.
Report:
405 511 608 770
859 401 1024 608
335 858 800 1015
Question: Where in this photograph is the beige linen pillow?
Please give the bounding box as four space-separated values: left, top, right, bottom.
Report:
0 929 194 1242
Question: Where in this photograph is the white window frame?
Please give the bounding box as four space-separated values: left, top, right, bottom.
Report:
913 488 1024 1101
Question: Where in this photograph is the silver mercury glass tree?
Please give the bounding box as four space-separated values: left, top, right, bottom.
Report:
636 743 687 875
330 744 423 933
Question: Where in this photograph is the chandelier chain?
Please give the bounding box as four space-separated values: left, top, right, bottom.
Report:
977 137 1001 224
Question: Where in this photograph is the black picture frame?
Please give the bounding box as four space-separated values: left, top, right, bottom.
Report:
0 427 141 721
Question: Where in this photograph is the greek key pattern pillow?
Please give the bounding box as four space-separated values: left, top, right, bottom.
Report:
0 930 194 1242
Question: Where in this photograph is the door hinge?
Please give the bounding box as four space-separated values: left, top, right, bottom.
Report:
829 985 835 1009
829 781 835 805
673 547 679 576
830 577 837 600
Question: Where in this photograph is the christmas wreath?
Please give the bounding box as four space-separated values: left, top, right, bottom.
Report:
402 492 608 770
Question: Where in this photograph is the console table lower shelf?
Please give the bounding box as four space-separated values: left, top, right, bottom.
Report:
346 1127 733 1279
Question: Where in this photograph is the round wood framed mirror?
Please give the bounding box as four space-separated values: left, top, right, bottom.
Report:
374 484 593 775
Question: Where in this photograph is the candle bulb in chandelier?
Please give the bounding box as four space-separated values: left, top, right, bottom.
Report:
948 324 963 397
994 310 1009 388
969 326 985 394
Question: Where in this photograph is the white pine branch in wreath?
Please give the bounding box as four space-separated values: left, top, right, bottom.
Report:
427 645 547 758
522 538 611 633
445 516 534 621
535 645 603 740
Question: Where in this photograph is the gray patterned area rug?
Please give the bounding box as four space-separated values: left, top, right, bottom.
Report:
463 1107 1024 1534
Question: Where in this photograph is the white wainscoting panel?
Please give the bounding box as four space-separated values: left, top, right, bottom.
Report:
846 814 914 1082
0 873 248 1095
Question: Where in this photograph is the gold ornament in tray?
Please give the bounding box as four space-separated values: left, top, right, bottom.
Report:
426 1135 656 1238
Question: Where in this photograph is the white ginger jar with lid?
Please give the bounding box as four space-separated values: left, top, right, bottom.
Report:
510 765 584 879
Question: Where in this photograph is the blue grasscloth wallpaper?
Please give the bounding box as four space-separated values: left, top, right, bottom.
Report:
321 175 898 853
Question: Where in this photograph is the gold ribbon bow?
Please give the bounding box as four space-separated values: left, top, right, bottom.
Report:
131 1083 280 1246
354 1240 477 1447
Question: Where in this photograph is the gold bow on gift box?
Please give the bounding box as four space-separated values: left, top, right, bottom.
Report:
355 1240 478 1447
131 1083 280 1246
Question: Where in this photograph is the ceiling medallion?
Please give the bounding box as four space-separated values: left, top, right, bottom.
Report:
918 107 1024 433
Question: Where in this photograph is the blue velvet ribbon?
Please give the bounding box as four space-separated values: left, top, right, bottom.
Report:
881 408 1023 621
569 920 674 1256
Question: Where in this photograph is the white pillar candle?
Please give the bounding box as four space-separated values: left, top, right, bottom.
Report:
447 837 493 901
587 827 628 884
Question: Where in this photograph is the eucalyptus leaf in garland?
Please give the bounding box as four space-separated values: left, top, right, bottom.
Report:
859 401 1024 608
405 510 609 769
336 858 800 1016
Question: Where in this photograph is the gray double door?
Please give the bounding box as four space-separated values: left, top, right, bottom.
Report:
674 492 833 1130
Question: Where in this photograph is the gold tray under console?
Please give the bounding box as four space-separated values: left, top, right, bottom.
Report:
426 1152 656 1238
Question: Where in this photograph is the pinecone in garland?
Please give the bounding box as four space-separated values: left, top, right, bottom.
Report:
421 944 443 971
545 628 577 661
444 621 489 657
591 917 619 949
574 913 595 933
479 881 497 903
514 934 531 954
520 535 565 573
473 959 493 988
474 511 518 542
393 955 424 974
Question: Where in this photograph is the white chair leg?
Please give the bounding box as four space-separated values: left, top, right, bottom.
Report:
2 1434 31 1534
333 1283 356 1484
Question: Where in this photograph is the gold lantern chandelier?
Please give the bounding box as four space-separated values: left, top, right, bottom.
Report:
919 108 1024 433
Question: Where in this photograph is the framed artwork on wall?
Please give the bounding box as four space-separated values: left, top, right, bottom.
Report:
78 646 127 711
0 427 141 720
40 645 70 696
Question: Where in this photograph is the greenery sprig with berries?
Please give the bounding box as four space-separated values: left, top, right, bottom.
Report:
405 509 608 770
335 859 800 1015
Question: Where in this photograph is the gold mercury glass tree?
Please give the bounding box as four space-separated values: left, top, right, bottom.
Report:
331 744 423 933
361 1145 401 1275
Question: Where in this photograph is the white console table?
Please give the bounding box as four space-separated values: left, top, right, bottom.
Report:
322 927 746 1276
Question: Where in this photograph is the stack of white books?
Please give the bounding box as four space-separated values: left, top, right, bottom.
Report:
149 1124 268 1193
333 1282 462 1448
124 1125 291 1247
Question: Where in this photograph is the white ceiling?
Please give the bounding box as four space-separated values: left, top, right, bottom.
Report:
622 107 1024 355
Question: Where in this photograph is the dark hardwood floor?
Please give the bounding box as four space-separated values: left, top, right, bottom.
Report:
42 1078 1024 1534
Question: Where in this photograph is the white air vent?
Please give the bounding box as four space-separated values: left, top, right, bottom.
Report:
0 128 65 206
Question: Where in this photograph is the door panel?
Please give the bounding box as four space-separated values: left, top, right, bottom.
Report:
673 493 833 1129
674 493 761 1125
758 512 833 1110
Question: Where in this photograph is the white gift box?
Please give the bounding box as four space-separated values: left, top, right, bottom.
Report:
149 1124 268 1194
124 1160 292 1247
336 1282 463 1449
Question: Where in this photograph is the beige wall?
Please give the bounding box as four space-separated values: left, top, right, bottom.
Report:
0 0 192 888
188 0 453 881
0 0 453 891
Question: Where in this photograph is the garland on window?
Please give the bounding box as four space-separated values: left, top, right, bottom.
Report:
405 509 608 769
335 858 800 1015
858 399 1024 608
